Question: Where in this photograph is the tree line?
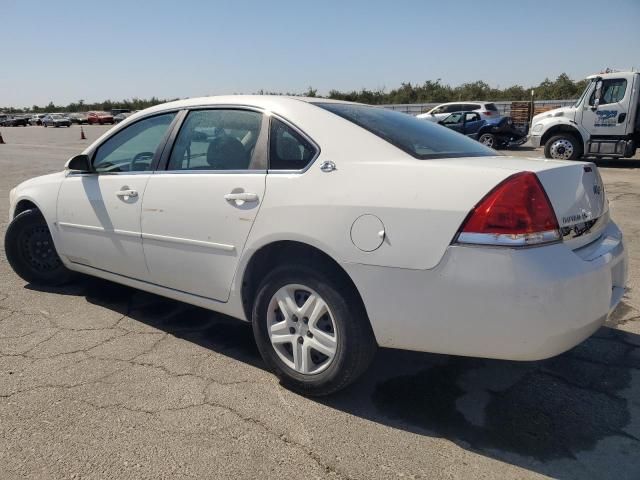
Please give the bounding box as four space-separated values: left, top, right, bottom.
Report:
1 73 587 113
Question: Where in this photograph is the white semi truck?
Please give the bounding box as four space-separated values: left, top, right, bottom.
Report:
529 70 639 160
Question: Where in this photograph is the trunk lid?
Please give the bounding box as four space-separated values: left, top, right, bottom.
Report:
535 161 608 249
430 156 608 249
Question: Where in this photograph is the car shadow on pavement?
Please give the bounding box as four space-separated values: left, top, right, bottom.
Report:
27 277 640 479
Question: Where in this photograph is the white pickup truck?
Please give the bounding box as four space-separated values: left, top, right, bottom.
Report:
529 70 639 160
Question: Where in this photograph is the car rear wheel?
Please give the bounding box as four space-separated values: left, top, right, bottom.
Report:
544 134 582 160
252 264 377 396
5 209 75 286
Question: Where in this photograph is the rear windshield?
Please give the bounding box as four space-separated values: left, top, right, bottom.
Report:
485 103 498 111
315 103 495 159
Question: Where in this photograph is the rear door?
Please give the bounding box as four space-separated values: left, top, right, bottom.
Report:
141 108 268 301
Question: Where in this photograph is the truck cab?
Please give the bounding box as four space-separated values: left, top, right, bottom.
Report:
529 70 639 160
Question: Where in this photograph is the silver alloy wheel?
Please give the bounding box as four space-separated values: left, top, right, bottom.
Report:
479 134 495 147
267 283 338 375
549 138 574 159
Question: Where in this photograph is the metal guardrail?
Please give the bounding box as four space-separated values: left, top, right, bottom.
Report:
380 100 577 117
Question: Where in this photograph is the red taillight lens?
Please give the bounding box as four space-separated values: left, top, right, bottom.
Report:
481 111 493 115
456 172 560 246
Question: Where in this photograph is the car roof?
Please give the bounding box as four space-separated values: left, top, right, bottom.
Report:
133 95 362 119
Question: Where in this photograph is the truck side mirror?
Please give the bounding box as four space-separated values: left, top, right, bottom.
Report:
65 154 91 173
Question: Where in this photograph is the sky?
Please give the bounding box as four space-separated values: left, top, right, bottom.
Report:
1 0 639 107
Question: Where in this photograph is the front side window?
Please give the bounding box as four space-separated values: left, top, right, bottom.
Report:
315 103 495 159
167 109 263 171
93 113 176 172
269 118 317 170
442 112 463 125
589 79 627 106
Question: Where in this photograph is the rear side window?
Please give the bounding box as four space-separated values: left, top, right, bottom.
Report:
269 118 317 170
315 103 494 159
462 104 481 111
485 103 498 111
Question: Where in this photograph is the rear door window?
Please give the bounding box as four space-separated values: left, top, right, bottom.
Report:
166 109 264 171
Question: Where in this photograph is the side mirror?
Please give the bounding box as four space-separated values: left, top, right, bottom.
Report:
438 120 445 125
65 154 91 173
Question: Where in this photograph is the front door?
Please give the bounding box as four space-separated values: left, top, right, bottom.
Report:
141 108 267 301
56 112 177 280
579 77 634 137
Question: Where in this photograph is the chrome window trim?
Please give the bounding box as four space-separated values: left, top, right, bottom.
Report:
154 169 267 175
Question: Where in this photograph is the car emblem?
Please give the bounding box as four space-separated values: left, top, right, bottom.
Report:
593 184 602 195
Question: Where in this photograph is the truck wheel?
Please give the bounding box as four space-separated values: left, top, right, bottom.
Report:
478 133 496 148
544 134 582 160
252 264 377 396
5 209 75 286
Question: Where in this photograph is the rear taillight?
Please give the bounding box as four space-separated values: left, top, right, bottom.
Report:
455 172 561 247
481 111 493 115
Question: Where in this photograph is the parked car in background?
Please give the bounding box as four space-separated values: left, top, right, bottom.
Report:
417 102 501 122
439 111 527 149
3 96 627 395
110 108 131 117
1 115 30 127
42 114 72 128
113 111 136 123
87 111 115 125
69 113 89 125
29 114 47 126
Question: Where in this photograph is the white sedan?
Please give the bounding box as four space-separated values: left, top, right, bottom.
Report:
5 96 627 395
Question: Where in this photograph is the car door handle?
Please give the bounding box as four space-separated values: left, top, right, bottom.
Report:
115 189 138 198
224 192 258 202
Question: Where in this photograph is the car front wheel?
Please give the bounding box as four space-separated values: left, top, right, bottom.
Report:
5 209 75 286
478 133 496 148
252 264 377 396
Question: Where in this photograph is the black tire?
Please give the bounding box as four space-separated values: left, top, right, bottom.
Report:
5 209 74 286
478 132 497 149
544 134 583 160
252 264 377 396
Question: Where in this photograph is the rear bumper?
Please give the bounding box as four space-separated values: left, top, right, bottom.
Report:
345 220 627 360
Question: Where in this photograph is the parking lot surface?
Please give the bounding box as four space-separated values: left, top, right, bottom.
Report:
1 125 640 479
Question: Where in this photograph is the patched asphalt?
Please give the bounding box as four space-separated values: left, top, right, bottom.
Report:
1 125 639 479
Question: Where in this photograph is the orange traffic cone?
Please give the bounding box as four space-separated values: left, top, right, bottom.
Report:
0 131 5 144
80 126 86 140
